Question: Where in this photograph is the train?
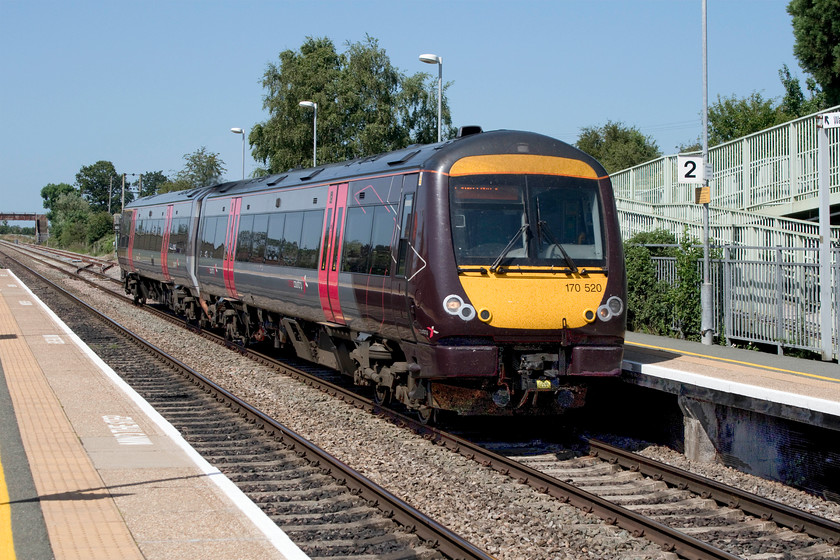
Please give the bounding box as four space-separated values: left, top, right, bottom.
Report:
116 127 626 420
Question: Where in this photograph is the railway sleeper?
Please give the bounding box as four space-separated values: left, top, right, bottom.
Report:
678 518 779 536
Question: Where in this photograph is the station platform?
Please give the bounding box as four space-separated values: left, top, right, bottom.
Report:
622 331 840 496
0 269 308 560
623 331 840 427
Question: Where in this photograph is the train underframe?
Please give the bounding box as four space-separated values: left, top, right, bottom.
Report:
125 274 608 420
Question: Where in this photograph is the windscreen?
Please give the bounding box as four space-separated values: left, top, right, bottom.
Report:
449 174 605 268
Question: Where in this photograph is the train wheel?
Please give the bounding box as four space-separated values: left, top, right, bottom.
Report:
373 384 391 406
416 406 437 425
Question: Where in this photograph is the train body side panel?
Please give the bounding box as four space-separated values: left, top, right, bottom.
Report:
196 185 330 324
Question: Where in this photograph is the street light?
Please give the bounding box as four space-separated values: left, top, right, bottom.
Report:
299 101 318 167
419 53 442 142
230 127 245 180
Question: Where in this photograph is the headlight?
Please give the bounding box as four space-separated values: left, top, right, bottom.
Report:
597 296 625 321
607 296 624 316
443 294 476 321
444 295 463 313
597 305 612 321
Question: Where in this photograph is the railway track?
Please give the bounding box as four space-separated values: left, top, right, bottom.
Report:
1 248 491 560
6 242 840 559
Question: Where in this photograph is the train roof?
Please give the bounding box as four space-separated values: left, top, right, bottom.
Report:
125 129 606 209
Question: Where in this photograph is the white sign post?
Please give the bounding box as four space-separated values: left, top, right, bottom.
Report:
817 114 835 360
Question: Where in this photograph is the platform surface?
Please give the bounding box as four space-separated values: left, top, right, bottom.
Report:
624 331 840 422
0 269 308 560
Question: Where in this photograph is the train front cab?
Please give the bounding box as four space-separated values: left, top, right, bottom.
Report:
408 145 626 416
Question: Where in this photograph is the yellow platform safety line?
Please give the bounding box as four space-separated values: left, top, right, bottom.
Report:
626 340 840 384
0 448 16 560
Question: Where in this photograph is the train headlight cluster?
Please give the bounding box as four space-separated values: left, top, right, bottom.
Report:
596 296 624 322
443 294 476 321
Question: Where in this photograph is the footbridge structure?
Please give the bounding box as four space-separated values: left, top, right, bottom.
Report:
0 213 48 243
611 106 840 361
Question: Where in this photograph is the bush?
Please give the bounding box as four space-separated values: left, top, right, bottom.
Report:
625 242 671 334
86 212 114 244
624 228 705 340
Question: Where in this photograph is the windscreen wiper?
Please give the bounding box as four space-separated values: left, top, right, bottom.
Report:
490 223 530 273
537 220 579 273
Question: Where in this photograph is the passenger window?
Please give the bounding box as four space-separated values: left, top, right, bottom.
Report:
343 207 373 273
282 212 303 267
297 210 323 269
265 214 285 264
396 193 414 276
199 217 217 258
213 218 227 259
236 215 254 262
251 214 268 262
369 206 394 276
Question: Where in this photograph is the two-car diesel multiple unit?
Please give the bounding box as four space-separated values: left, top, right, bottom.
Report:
117 128 626 419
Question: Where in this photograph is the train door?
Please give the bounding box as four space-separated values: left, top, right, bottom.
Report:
222 197 242 298
160 205 174 282
318 183 348 324
391 173 419 341
125 209 137 273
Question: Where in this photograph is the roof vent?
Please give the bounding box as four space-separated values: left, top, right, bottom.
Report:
457 125 483 137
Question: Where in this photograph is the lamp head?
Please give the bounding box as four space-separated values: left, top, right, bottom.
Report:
419 53 441 65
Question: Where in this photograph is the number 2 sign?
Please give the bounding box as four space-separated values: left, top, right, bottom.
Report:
677 156 704 184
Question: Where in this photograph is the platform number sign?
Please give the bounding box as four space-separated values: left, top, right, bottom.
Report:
677 156 704 184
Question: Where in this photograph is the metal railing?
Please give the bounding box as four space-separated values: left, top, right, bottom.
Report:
614 107 840 360
649 245 839 360
611 105 840 215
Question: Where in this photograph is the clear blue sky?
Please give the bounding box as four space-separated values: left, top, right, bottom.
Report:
0 0 802 214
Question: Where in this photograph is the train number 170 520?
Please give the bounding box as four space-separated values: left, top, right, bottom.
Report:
566 283 603 293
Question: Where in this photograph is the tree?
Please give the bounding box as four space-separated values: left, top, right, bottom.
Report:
778 64 826 118
788 0 840 106
75 161 126 213
157 177 194 194
40 182 75 221
706 92 788 145
50 191 90 248
575 121 661 174
172 147 225 190
251 36 448 173
138 170 169 198
86 211 114 244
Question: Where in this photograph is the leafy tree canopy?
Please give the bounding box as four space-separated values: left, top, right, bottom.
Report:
158 147 226 193
788 0 840 106
40 182 75 221
575 121 661 174
706 92 789 145
138 170 169 198
251 35 452 174
778 63 828 117
74 161 133 213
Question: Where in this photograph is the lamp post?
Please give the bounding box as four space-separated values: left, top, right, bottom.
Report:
230 127 245 180
299 101 318 167
419 53 442 142
700 0 713 345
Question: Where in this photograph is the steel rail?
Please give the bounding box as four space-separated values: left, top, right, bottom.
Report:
589 439 840 545
2 251 494 560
